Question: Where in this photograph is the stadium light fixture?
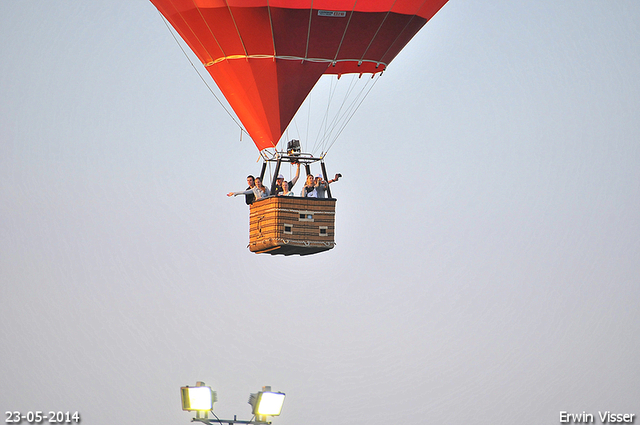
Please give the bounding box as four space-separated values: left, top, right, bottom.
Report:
249 386 286 422
181 382 216 412
182 383 284 425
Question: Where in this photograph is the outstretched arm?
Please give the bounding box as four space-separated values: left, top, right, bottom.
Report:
227 189 253 197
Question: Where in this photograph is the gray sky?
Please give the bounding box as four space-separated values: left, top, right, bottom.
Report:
1 1 639 425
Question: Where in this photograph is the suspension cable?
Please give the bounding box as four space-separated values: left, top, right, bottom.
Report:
317 74 362 151
158 11 246 132
308 73 380 156
323 73 381 154
311 76 341 154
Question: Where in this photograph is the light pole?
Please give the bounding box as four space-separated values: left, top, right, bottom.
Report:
181 383 285 425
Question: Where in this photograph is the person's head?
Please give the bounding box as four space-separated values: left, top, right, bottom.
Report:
306 174 315 185
247 175 255 187
276 174 284 184
255 177 264 187
282 181 289 191
315 174 323 183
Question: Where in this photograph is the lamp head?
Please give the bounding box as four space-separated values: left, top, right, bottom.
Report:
249 386 286 418
181 382 217 412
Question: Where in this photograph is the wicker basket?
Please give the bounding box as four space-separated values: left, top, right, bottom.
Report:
249 196 336 255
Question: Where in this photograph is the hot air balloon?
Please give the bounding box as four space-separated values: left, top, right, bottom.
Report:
150 0 449 255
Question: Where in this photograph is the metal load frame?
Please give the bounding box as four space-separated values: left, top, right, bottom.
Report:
258 149 334 199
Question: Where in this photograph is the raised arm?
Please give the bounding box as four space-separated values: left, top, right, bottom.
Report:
328 173 342 184
290 162 301 187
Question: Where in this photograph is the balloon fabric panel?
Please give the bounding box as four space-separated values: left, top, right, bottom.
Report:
150 0 449 151
207 58 329 151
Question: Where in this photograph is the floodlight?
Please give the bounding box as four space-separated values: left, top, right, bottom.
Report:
255 392 286 416
181 383 216 411
249 386 285 417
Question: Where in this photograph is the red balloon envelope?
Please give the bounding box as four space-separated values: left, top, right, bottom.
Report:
151 0 449 151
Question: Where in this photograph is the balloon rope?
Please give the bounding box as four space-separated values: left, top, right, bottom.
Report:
187 0 227 60
222 0 249 58
304 1 314 61
158 12 246 132
266 0 277 59
310 76 340 154
318 74 362 152
324 73 381 155
377 0 429 63
306 90 312 147
310 74 357 154
332 0 358 64
311 75 348 154
358 0 397 64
